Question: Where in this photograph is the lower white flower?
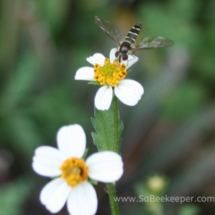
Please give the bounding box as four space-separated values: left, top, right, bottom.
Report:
32 124 123 215
75 48 144 110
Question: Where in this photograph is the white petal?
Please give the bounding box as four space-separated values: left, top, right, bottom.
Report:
57 124 86 159
94 86 113 110
86 151 123 183
109 48 118 63
123 54 138 70
32 146 66 177
40 178 71 213
32 163 62 178
115 79 144 106
87 53 105 66
67 181 97 215
75 67 95 81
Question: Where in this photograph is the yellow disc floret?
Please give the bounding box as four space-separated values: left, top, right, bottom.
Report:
94 58 127 87
60 157 89 188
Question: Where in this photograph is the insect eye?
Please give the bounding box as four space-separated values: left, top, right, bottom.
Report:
115 51 120 57
123 54 128 61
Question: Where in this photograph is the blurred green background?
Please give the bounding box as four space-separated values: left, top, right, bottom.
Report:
0 0 215 214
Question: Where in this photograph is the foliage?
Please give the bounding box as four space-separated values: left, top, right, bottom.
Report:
0 0 215 214
91 105 123 152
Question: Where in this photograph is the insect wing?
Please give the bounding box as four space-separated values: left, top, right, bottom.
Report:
134 36 174 50
94 16 121 46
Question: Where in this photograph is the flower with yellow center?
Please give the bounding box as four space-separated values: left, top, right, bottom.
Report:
32 124 123 215
75 48 144 110
94 58 127 87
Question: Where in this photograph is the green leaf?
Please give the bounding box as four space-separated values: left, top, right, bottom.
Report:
88 178 98 185
91 105 123 153
88 81 100 85
82 148 89 160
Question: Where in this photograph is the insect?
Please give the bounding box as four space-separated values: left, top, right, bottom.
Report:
94 16 174 62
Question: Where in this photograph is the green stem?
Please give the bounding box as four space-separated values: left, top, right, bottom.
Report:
113 93 119 153
106 183 120 215
106 94 120 215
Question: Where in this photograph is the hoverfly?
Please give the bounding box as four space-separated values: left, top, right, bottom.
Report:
94 16 174 62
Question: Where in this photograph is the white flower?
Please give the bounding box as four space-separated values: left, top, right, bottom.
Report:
75 48 144 110
32 124 123 215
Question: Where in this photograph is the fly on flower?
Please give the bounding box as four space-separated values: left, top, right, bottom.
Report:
94 16 174 62
32 124 123 215
75 48 144 110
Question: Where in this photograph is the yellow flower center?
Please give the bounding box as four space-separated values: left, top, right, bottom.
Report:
60 157 88 188
94 58 127 87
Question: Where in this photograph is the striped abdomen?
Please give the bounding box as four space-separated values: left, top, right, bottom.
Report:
124 23 142 44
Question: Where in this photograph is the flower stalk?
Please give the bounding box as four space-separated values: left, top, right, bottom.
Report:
106 94 121 215
106 183 120 215
113 93 120 153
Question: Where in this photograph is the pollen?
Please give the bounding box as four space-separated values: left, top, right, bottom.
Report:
94 58 127 87
60 158 89 188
